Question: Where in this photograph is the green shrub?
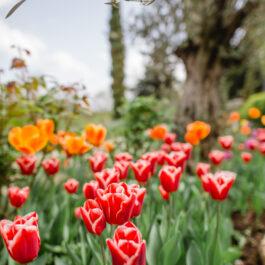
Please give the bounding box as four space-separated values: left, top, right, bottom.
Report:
240 92 265 127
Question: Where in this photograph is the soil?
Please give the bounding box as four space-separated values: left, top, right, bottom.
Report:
232 210 265 265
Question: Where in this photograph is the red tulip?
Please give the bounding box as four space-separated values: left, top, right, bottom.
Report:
171 142 192 159
206 171 236 201
218 135 234 150
80 199 106 235
159 185 170 200
160 143 171 153
159 166 182 193
89 152 108 173
200 174 211 193
97 182 136 225
83 180 99 200
245 138 258 150
164 133 176 145
156 150 166 166
131 160 152 184
128 184 146 218
208 150 224 166
8 186 30 209
74 207 82 219
41 157 60 175
114 161 130 180
196 163 211 178
259 143 265 155
95 168 120 189
16 155 36 175
141 152 158 175
164 151 187 170
0 212 40 264
63 178 79 194
106 222 146 265
257 129 265 142
241 152 252 163
114 152 133 162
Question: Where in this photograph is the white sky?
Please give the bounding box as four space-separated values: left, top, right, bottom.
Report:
0 0 185 110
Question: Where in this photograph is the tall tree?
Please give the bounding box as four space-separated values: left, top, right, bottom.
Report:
131 0 264 134
109 6 126 118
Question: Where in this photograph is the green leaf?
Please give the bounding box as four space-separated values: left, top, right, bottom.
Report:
65 243 82 265
186 241 204 265
147 222 163 265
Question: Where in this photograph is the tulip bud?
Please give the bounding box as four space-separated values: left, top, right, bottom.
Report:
114 152 133 162
106 222 146 265
95 168 120 189
141 152 158 175
196 163 211 178
159 166 182 193
218 135 234 150
8 186 30 209
80 200 106 235
131 160 152 185
83 181 99 200
97 182 136 225
208 150 224 166
41 157 60 175
0 212 40 264
63 178 79 194
241 152 252 163
89 152 108 173
16 155 36 175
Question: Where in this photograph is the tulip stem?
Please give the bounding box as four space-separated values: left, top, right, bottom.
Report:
29 153 46 189
99 234 107 265
213 201 221 264
167 195 172 237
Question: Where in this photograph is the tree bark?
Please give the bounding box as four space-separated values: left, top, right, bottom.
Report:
177 48 222 156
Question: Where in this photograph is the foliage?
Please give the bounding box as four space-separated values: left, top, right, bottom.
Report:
130 0 265 128
109 6 125 118
118 96 175 155
240 92 265 126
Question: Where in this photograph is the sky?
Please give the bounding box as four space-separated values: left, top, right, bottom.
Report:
0 0 185 111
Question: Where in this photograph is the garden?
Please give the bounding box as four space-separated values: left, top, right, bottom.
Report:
1 1 265 265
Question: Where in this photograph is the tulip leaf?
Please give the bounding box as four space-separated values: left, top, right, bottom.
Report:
186 241 204 265
30 255 47 265
86 234 102 265
147 222 163 265
65 244 82 265
161 234 183 265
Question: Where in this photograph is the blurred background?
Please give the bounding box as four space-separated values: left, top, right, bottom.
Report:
0 0 265 137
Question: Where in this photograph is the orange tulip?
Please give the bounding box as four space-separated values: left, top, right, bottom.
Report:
149 125 167 140
37 119 54 136
240 126 251 135
261 115 265 126
102 140 115 153
186 121 211 140
85 124 107 147
185 131 200 146
37 119 56 144
229 112 240 122
248 107 261 119
8 125 48 154
65 135 92 155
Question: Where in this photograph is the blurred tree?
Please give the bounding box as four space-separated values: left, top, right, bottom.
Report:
131 0 265 134
109 6 126 118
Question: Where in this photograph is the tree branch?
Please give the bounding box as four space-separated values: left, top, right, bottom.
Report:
223 1 259 47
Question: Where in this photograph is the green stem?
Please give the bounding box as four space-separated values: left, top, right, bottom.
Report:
99 234 107 265
213 201 221 264
29 153 46 189
167 195 172 238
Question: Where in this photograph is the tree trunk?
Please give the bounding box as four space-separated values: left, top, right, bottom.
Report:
177 50 222 156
